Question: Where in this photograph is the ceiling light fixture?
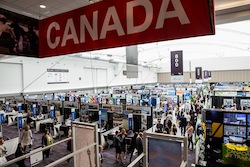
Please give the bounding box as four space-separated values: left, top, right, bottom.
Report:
40 4 46 8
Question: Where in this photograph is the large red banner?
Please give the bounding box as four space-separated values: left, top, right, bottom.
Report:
39 0 215 57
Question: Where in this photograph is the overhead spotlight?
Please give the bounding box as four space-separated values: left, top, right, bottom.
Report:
40 4 46 9
89 0 93 3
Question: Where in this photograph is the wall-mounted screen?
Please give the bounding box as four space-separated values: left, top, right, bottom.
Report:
224 125 246 138
224 113 246 125
223 99 233 109
241 100 250 110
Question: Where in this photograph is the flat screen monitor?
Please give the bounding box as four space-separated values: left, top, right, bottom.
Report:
224 113 246 125
224 125 246 138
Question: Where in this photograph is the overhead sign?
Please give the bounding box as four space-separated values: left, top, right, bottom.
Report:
208 71 212 80
171 50 184 83
171 51 183 76
195 67 203 83
203 70 209 82
39 0 215 57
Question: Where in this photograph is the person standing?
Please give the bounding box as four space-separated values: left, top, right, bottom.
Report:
120 128 128 159
180 113 187 136
186 121 194 150
113 131 125 165
155 119 163 133
172 124 177 135
0 137 7 165
136 132 143 167
42 129 54 158
15 143 25 167
21 125 33 152
129 131 138 163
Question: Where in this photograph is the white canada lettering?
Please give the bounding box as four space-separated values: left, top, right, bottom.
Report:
156 0 190 29
127 0 153 34
80 11 98 43
46 0 190 49
47 22 60 49
100 6 125 39
61 18 79 47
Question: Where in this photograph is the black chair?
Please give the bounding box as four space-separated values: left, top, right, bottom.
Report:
106 134 114 149
56 127 65 139
40 123 47 132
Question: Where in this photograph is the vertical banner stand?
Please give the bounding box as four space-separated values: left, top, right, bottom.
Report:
98 110 101 127
98 95 101 104
18 103 23 141
5 102 9 112
0 110 4 137
33 104 37 117
71 108 76 121
128 113 133 130
50 106 55 119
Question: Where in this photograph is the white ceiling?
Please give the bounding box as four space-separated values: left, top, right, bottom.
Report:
0 0 250 68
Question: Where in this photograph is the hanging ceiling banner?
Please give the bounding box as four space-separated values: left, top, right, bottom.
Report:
195 67 203 83
171 50 184 83
39 0 215 57
203 70 209 82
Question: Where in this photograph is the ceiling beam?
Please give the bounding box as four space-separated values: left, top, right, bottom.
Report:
216 4 250 24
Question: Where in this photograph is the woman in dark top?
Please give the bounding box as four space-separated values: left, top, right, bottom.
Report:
129 131 138 163
15 143 25 167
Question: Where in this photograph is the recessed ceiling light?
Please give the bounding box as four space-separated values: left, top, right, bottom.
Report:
40 5 46 8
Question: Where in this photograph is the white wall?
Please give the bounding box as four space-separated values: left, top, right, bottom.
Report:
0 62 23 94
0 56 157 95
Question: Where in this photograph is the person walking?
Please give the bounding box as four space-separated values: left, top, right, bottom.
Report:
186 121 194 150
21 125 33 152
180 113 187 136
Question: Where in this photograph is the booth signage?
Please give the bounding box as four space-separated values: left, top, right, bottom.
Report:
39 0 215 57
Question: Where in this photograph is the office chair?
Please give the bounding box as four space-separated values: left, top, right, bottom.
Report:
55 127 65 139
106 134 114 149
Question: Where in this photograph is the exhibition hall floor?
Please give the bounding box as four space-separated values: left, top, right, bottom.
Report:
2 111 196 167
